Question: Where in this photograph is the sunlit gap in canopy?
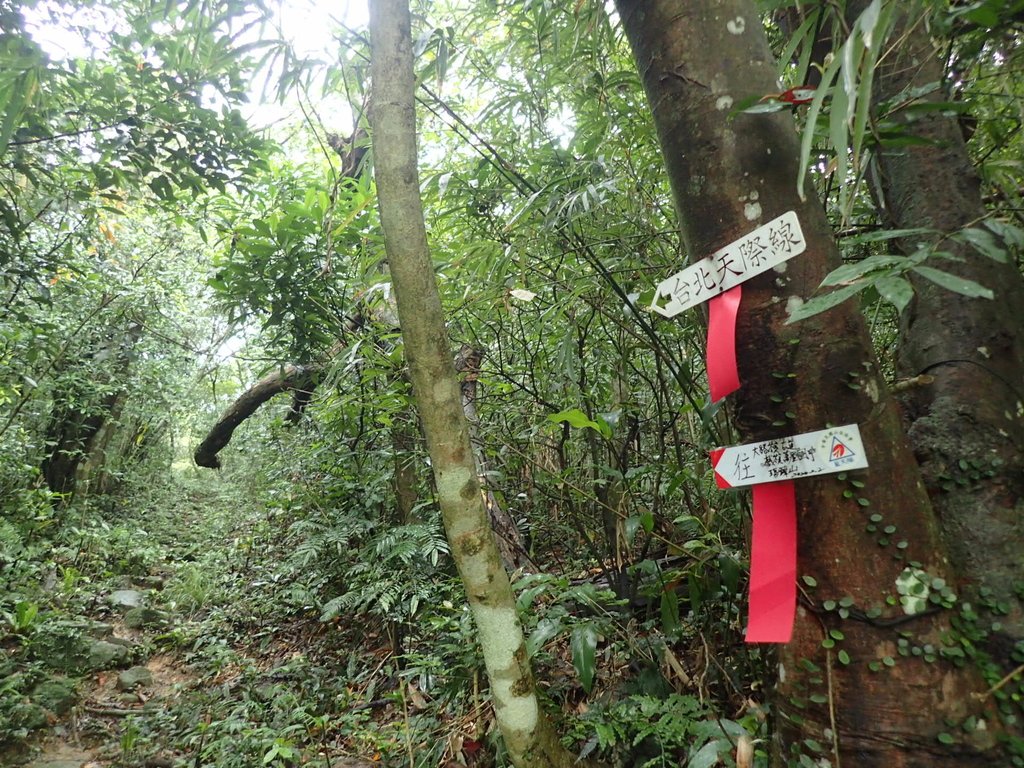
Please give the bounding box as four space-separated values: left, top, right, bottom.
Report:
246 0 368 137
22 0 369 140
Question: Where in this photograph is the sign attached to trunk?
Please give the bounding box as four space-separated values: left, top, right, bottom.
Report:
651 210 806 318
710 424 868 488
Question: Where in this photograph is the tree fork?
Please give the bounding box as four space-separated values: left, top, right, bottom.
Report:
614 1 1000 764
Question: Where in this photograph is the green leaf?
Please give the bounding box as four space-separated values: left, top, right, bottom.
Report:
830 59 851 214
820 255 905 286
547 408 610 438
843 227 935 245
874 275 914 315
963 6 999 27
911 266 993 300
797 46 842 200
688 740 726 768
775 8 821 81
858 0 882 45
570 622 599 692
954 227 1007 262
660 589 680 635
786 281 869 324
624 510 654 546
527 617 562 658
983 219 1024 249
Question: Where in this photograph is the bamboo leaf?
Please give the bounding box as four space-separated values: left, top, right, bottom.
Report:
797 52 842 200
954 227 1008 262
776 8 821 83
984 219 1024 249
858 0 883 49
786 281 869 324
911 266 994 299
875 275 914 314
820 255 905 286
843 227 936 245
830 66 851 214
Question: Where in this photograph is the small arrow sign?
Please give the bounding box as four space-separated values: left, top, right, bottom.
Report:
711 424 868 488
651 210 807 318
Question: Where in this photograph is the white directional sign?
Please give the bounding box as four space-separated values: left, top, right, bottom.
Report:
651 210 807 318
711 424 868 489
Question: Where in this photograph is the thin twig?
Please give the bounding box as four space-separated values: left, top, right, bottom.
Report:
972 662 1024 701
825 648 840 768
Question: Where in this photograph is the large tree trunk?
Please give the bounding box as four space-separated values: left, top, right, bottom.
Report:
615 1 1000 765
76 389 127 495
850 0 1024 664
367 2 588 765
42 321 143 503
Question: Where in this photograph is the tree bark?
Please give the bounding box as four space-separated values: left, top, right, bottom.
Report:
193 315 364 468
367 1 588 765
192 361 319 468
850 0 1024 664
615 1 1000 765
390 413 421 523
42 321 142 502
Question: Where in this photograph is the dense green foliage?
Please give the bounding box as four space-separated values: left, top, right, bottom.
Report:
2 0 1023 766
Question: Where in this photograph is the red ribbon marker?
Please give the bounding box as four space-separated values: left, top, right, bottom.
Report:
710 449 798 643
747 481 796 643
778 86 816 105
707 286 742 402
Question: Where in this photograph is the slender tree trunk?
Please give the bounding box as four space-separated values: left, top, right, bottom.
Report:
615 1 1000 765
390 414 420 523
456 343 533 571
367 2 589 765
601 338 631 571
850 0 1024 663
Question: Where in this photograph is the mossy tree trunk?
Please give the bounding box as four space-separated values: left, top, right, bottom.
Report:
367 1 589 765
615 1 1001 764
42 321 142 503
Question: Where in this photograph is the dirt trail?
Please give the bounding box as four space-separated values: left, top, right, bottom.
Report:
19 643 199 768
10 472 224 768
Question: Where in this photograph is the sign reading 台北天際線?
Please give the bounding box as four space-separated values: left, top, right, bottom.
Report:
710 424 868 489
651 210 806 318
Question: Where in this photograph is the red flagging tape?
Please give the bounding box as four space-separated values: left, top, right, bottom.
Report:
708 447 729 489
746 480 797 643
707 285 742 402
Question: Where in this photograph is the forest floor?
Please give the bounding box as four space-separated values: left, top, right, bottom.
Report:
2 467 400 768
4 460 751 768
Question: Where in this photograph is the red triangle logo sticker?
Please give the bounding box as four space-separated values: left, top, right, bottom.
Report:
830 436 854 461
